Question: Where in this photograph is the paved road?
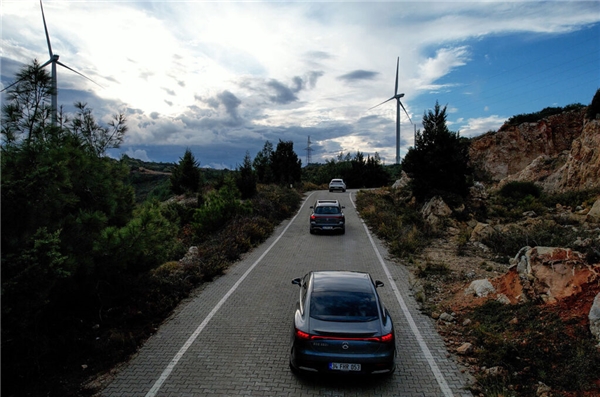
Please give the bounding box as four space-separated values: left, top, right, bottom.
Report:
102 190 473 397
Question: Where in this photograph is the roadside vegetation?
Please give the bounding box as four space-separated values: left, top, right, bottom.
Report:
356 96 600 396
1 61 393 396
502 103 585 128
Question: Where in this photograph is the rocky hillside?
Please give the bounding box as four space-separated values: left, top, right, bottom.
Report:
469 108 600 193
411 101 600 396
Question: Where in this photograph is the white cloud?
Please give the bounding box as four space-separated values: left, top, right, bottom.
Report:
2 1 598 166
456 115 507 138
125 148 151 162
412 47 471 91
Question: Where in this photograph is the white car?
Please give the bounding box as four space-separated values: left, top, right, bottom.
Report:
328 179 346 192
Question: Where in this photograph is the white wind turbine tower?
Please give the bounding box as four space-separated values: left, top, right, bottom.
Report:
370 57 412 164
39 0 101 125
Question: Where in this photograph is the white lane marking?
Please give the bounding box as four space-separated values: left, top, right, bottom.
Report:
145 192 315 397
350 193 454 397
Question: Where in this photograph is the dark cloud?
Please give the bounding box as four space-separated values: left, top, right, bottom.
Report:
217 90 242 119
306 71 324 89
267 79 298 104
265 71 324 104
338 70 379 82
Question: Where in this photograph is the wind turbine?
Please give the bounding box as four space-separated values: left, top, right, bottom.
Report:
370 57 412 164
39 0 101 125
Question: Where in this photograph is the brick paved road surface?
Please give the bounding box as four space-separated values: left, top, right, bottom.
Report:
101 191 474 397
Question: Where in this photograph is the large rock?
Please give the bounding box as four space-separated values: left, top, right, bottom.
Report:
585 198 600 223
502 247 599 304
465 279 496 297
590 293 600 347
470 222 494 242
421 196 452 230
551 120 600 193
392 171 411 189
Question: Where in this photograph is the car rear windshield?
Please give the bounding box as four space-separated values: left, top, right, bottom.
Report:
314 206 340 215
310 291 378 322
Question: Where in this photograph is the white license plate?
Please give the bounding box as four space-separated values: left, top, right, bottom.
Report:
323 226 333 230
329 362 361 371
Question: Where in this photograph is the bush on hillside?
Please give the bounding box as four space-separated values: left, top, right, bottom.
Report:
586 88 600 119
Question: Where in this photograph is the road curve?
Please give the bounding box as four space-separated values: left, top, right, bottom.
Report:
101 190 473 397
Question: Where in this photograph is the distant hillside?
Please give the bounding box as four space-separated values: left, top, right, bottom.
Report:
120 155 233 202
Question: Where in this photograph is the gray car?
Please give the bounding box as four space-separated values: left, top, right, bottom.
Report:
290 271 396 376
309 200 345 234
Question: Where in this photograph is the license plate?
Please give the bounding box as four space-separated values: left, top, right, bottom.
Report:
323 226 333 230
329 362 361 371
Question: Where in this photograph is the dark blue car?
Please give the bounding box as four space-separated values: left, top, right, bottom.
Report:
290 271 396 376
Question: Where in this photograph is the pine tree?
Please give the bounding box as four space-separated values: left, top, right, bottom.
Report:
402 101 471 204
271 140 302 186
236 151 257 199
170 148 202 194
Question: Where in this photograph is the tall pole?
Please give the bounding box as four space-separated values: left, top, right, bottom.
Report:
51 56 58 125
396 99 400 164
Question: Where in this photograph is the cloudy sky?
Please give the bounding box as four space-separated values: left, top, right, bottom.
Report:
1 1 599 169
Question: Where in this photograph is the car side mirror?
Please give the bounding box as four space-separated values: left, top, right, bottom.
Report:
342 206 345 209
292 278 302 286
375 280 384 288
309 206 313 209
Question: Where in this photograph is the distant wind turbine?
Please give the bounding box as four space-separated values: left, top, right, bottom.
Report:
39 0 102 125
370 57 412 164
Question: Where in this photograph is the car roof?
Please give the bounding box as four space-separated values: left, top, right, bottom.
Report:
311 271 373 293
315 199 340 206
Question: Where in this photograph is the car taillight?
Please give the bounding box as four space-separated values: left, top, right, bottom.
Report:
381 332 394 343
310 215 316 221
295 329 311 340
308 334 394 343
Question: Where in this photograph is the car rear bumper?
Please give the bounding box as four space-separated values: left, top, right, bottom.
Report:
291 346 395 375
310 224 345 232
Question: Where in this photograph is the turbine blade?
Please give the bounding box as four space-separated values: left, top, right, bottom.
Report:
369 96 395 110
394 57 399 96
399 101 412 124
40 0 53 58
40 58 53 68
56 60 104 88
0 79 23 93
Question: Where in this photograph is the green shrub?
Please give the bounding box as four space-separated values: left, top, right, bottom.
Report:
193 181 251 236
416 262 450 278
356 189 431 258
541 188 600 209
469 301 600 393
482 221 597 258
504 103 585 127
499 181 541 201
586 88 600 119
